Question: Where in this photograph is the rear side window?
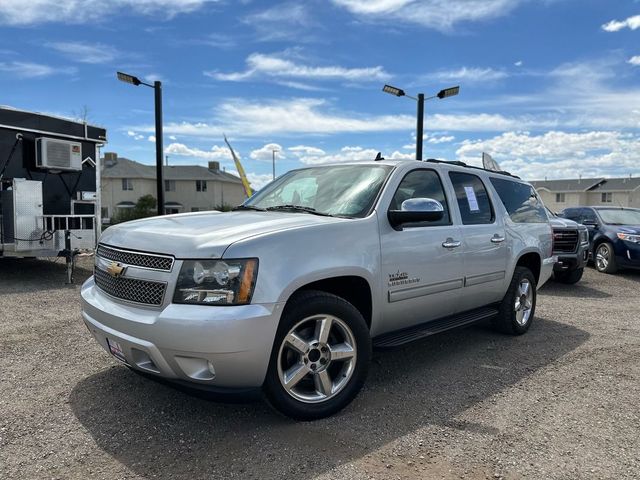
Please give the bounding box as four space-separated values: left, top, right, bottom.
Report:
490 177 548 223
448 172 494 225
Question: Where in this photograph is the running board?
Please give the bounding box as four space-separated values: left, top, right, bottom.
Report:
372 306 499 348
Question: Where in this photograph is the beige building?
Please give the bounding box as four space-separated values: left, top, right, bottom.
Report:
101 152 246 222
531 177 640 212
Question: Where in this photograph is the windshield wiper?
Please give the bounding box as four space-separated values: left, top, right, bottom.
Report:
232 205 267 212
265 205 334 217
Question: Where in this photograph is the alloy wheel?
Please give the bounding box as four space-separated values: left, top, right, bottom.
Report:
514 279 533 326
277 314 357 403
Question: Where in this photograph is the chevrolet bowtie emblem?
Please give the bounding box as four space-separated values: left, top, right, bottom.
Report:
106 261 127 278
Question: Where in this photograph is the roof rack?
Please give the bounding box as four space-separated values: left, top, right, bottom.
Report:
425 158 520 179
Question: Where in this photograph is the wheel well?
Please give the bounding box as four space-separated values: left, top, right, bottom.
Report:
516 252 541 284
293 276 372 329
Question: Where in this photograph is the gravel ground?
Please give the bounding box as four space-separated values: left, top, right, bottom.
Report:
0 258 638 479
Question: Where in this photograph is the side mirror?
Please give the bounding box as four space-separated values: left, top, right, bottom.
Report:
582 219 598 228
388 197 444 229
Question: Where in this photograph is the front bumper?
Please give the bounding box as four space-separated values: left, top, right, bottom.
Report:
615 240 640 268
553 244 589 272
539 255 557 288
81 277 284 389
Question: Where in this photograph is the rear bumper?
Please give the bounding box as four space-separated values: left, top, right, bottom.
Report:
81 277 284 389
539 256 557 288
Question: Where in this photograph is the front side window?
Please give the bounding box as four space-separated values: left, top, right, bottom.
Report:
490 177 548 223
245 165 392 218
556 193 565 203
449 172 494 225
196 180 207 192
121 178 133 191
389 169 450 227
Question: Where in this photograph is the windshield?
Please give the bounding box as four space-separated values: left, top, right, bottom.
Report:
244 165 392 218
597 208 640 225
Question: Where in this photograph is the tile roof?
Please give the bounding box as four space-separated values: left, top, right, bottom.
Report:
102 157 242 184
530 178 605 192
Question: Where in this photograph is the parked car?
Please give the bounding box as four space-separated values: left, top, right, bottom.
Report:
81 159 555 420
559 206 640 273
545 208 589 284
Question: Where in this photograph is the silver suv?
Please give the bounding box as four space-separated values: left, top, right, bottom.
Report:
81 159 555 420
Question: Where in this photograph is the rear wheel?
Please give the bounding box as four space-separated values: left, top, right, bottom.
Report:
595 243 617 274
263 290 371 420
555 267 583 284
493 266 536 335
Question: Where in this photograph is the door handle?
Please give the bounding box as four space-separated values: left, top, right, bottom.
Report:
442 238 461 249
491 235 505 244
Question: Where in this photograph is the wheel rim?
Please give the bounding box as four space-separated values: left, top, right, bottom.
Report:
514 279 533 326
277 314 357 404
596 245 609 271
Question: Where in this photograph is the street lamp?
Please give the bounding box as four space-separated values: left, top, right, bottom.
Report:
382 84 459 161
271 148 279 180
117 71 165 216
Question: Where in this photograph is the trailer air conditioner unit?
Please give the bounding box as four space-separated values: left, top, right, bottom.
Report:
36 137 83 171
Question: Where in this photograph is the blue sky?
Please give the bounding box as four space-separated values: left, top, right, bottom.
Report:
1 0 639 188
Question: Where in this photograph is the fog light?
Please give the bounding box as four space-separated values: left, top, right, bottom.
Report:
207 360 216 376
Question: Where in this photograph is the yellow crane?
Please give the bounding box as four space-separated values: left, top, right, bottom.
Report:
223 134 253 198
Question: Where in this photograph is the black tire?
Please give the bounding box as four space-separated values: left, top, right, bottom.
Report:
555 267 584 284
594 242 618 274
263 290 371 421
493 266 537 335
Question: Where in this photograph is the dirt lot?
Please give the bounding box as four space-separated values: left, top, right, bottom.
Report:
0 258 638 479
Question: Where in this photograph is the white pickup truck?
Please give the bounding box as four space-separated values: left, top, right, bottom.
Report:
81 159 554 419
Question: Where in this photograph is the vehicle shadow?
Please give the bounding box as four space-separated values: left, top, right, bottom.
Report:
0 257 93 295
545 279 612 299
70 317 588 480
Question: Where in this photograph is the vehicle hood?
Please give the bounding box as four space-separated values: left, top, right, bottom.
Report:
549 217 581 229
99 211 347 258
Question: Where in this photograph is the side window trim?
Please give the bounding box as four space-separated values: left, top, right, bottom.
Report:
388 167 453 227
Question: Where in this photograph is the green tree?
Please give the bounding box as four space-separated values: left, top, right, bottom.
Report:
112 195 157 224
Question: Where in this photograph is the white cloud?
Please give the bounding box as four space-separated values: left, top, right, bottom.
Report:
228 170 273 190
0 61 63 78
207 52 390 83
297 146 381 165
514 60 523 67
601 14 640 32
456 131 640 179
169 135 177 140
243 3 313 42
250 143 285 161
425 66 507 83
127 130 145 140
0 0 217 25
148 135 156 143
289 145 326 156
628 56 640 66
164 142 231 160
331 0 522 31
46 42 118 64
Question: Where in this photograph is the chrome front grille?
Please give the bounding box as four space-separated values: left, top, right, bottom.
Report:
97 244 174 271
94 268 167 306
553 229 579 253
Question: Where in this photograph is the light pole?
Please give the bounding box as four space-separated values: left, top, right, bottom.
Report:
382 84 459 161
271 148 278 180
117 71 164 216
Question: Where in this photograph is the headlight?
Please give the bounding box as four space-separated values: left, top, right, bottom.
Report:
617 232 640 244
173 258 258 305
579 229 589 245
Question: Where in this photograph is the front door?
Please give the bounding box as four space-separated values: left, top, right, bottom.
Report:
379 168 464 334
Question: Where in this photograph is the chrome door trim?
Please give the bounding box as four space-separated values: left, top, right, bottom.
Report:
388 278 464 303
464 270 506 287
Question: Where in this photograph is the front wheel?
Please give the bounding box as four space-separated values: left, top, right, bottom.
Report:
555 267 584 284
493 266 537 335
263 290 371 420
595 243 618 274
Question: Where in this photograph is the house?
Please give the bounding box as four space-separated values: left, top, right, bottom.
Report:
531 177 640 212
101 152 247 222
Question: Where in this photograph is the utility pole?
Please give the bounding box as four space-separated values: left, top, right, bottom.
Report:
416 93 425 161
154 81 164 216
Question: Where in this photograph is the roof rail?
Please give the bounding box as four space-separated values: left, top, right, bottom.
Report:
425 158 520 179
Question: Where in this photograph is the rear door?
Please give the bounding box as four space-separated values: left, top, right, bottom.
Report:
379 168 464 333
448 171 508 311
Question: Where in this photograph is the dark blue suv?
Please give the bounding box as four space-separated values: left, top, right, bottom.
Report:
559 207 640 274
